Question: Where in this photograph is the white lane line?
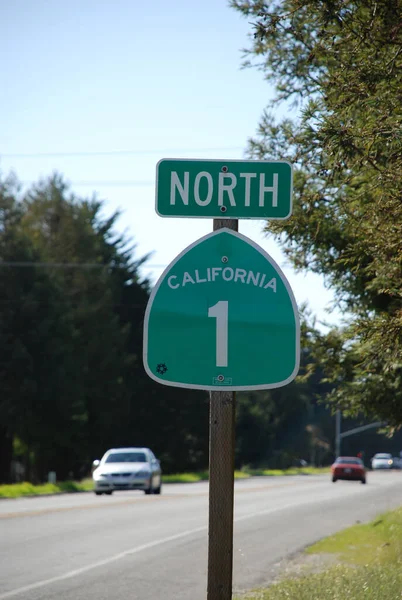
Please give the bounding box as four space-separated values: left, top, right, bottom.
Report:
0 528 207 599
0 500 314 599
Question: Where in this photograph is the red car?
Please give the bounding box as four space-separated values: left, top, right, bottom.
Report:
331 456 366 484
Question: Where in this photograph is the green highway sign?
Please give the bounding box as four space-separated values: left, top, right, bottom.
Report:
143 229 300 391
156 158 293 219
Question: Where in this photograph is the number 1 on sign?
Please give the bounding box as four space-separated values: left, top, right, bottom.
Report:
208 301 228 367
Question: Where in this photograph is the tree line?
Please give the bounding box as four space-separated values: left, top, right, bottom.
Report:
0 174 326 482
0 174 212 482
231 0 402 428
1 172 401 484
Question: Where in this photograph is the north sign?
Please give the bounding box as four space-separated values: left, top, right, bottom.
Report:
143 229 300 391
156 158 293 219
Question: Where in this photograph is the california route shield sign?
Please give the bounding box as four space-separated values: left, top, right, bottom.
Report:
143 229 300 391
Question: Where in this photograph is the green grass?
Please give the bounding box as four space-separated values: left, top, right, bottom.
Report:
153 467 327 484
0 466 329 498
240 466 329 477
161 471 209 483
0 479 94 498
162 470 251 483
307 506 402 566
236 506 402 600
237 564 402 600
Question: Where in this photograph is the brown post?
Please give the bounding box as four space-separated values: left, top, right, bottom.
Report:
207 218 238 600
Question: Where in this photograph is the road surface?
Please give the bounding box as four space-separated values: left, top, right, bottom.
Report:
1 472 401 599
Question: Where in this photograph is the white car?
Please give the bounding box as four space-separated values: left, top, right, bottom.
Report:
92 447 162 495
371 453 393 470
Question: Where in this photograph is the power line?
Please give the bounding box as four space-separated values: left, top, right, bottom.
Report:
0 299 150 308
20 180 155 187
0 261 167 269
0 146 244 159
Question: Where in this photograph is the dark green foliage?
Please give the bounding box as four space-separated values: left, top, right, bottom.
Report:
0 174 209 482
231 0 402 425
0 177 79 480
2 170 400 484
236 313 333 468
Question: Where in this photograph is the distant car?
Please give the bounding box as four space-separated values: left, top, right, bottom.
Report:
371 453 393 470
331 457 366 484
92 447 162 496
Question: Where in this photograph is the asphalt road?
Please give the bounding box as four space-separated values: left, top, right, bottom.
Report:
2 472 402 600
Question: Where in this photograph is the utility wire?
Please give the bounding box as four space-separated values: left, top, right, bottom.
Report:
0 261 167 269
20 180 155 187
0 146 244 159
0 300 151 307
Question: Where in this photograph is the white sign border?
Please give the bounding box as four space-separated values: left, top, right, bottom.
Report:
143 228 300 391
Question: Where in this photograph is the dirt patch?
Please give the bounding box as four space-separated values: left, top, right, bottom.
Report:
273 551 341 579
234 551 342 598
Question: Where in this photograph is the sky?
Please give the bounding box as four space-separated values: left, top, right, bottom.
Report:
1 0 340 329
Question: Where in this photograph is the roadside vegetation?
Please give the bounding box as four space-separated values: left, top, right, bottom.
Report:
161 467 328 483
240 466 329 477
236 507 402 600
0 467 329 498
0 479 94 498
231 0 402 427
3 175 402 489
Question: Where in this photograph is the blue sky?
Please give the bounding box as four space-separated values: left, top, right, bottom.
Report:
1 0 340 328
